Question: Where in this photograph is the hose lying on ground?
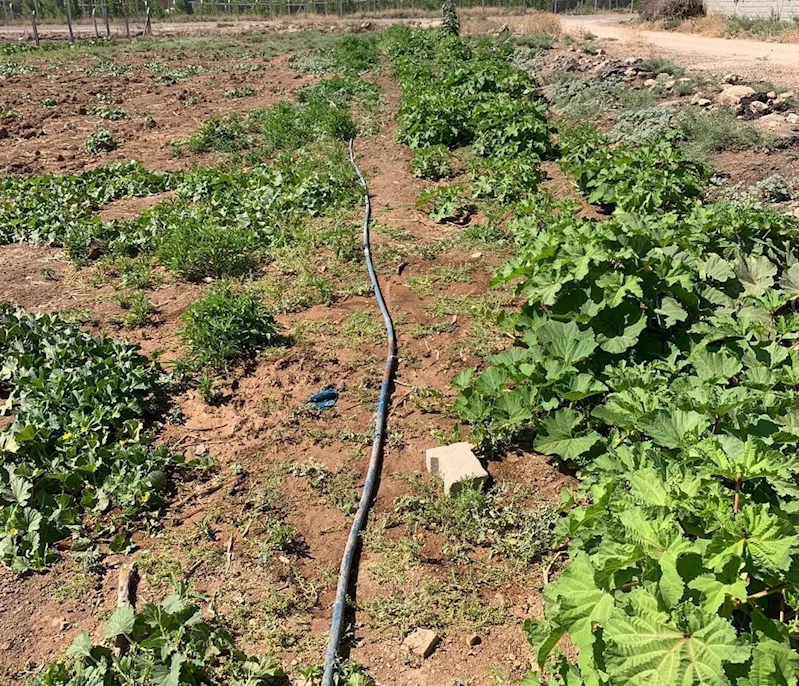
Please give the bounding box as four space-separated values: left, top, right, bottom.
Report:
321 139 399 686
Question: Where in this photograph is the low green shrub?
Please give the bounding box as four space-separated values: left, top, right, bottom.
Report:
84 128 118 155
179 283 279 370
155 213 261 282
0 305 181 572
409 145 453 180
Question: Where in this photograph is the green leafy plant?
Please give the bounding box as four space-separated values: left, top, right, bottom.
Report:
0 305 181 572
84 128 118 156
416 185 475 224
179 283 279 370
441 0 460 37
223 86 256 98
409 145 453 180
560 126 709 213
30 580 287 685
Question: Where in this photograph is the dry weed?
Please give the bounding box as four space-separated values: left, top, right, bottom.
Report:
462 12 561 36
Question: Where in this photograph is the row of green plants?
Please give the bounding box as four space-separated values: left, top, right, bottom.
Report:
0 304 181 572
381 26 799 685
456 123 799 682
383 26 553 218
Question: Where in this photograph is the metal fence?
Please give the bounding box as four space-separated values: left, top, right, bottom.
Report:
1 0 631 23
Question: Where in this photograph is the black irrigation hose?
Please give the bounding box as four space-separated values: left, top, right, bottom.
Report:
321 139 398 686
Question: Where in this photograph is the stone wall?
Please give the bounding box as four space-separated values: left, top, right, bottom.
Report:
704 0 799 19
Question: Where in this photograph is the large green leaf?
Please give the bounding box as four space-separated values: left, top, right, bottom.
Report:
734 255 777 297
638 410 709 449
545 555 614 654
604 591 749 685
534 409 601 460
103 603 136 639
706 505 798 577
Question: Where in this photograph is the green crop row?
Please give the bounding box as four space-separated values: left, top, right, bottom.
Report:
417 37 799 683
0 305 183 572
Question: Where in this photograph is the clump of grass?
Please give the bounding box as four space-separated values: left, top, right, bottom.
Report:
395 478 558 563
114 290 156 327
179 283 279 370
156 214 261 282
288 459 360 515
638 55 686 77
84 128 117 155
678 109 772 159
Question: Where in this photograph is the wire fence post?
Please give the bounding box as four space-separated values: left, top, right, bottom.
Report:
64 0 75 42
93 5 99 36
103 0 110 36
30 8 39 46
120 0 130 38
145 2 152 34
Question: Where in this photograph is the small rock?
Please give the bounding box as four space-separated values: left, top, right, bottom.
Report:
467 633 482 647
749 100 770 115
664 79 676 90
698 98 712 107
470 251 483 259
721 73 741 85
622 56 641 66
715 85 756 108
678 77 692 83
426 442 488 496
195 444 209 457
623 67 637 78
657 72 671 80
403 629 439 659
767 91 777 99
786 112 799 125
792 207 799 218
644 78 657 88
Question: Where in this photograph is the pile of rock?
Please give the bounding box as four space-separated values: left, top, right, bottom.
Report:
705 74 797 122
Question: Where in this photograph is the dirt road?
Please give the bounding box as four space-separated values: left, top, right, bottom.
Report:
561 14 799 86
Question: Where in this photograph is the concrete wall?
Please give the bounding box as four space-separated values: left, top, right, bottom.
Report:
704 0 799 19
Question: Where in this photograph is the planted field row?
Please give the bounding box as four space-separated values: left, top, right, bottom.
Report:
385 26 799 685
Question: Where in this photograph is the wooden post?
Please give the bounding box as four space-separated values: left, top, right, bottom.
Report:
31 9 40 45
121 0 130 37
64 0 75 42
144 3 151 34
93 6 99 36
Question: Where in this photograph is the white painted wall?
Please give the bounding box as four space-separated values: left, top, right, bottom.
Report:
704 0 799 19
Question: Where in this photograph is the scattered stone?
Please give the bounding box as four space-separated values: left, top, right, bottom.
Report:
644 78 657 88
656 72 671 80
195 444 209 457
403 629 439 659
623 67 637 78
622 56 641 66
697 98 712 107
715 85 756 108
749 100 770 115
721 73 741 85
469 251 483 260
753 113 797 140
678 77 692 83
467 633 482 647
426 442 489 496
767 91 777 99
664 79 676 90
786 112 799 125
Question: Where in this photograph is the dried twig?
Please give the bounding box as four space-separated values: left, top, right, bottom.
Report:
171 474 245 511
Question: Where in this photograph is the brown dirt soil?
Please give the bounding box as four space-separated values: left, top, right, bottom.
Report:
3 26 796 686
0 42 571 686
0 51 314 176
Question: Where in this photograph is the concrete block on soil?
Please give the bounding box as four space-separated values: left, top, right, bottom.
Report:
403 629 440 658
426 442 489 496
